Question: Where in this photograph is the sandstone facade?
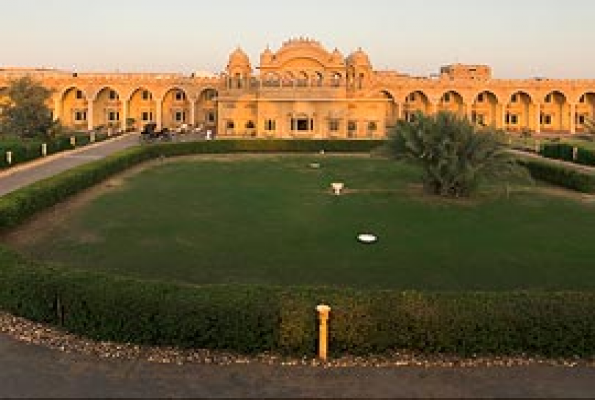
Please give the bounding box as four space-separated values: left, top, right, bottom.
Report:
1 38 594 137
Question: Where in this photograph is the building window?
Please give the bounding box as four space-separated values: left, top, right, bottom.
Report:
226 120 235 130
367 121 377 137
511 94 518 103
108 111 120 122
578 115 586 125
142 90 152 101
545 94 552 103
265 119 276 131
544 115 552 125
74 110 87 122
109 90 119 100
506 113 519 125
347 121 357 137
204 90 217 101
141 111 153 122
329 119 340 132
246 121 255 130
477 93 484 103
76 90 84 100
175 91 186 101
175 111 186 122
331 73 341 87
206 111 216 124
408 93 416 102
443 93 451 103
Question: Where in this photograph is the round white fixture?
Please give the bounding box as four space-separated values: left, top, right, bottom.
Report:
357 233 378 244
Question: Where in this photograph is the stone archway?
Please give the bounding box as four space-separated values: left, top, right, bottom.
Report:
403 90 430 121
128 88 156 131
438 90 465 117
541 91 569 133
93 87 122 130
379 90 398 128
162 87 190 129
506 91 534 132
576 92 595 132
60 87 89 130
472 91 500 128
196 88 218 131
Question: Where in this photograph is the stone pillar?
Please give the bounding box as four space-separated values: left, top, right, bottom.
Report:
501 104 507 130
396 102 403 120
122 99 128 132
87 101 94 131
535 103 541 133
570 103 576 134
466 103 473 121
190 100 196 127
53 98 62 122
156 99 163 130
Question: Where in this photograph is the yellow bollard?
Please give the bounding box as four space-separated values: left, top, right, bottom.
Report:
41 143 47 157
316 305 331 361
6 151 12 165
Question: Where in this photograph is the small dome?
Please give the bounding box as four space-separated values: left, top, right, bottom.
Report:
228 47 250 67
331 48 344 63
347 48 371 67
260 46 274 64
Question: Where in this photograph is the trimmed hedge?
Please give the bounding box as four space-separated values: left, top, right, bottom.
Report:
2 138 595 358
1 247 595 357
520 157 595 194
540 143 595 167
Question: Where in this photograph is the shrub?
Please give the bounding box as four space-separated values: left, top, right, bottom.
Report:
385 112 523 197
1 247 595 357
520 158 595 193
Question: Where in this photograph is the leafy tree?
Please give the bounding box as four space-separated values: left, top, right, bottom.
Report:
384 111 526 197
0 76 59 138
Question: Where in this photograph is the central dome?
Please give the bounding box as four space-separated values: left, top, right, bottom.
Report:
347 48 371 67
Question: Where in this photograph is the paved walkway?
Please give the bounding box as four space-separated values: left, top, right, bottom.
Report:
0 133 140 197
2 335 595 398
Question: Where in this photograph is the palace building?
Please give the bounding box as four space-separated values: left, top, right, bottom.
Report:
1 37 594 138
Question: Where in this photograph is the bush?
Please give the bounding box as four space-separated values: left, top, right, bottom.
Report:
540 143 595 167
1 247 595 357
520 158 595 193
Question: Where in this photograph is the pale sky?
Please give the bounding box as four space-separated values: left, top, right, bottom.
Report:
1 0 594 79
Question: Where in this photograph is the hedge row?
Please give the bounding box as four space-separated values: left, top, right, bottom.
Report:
519 157 595 193
2 139 595 357
0 140 384 231
0 132 110 169
540 143 595 167
1 247 594 357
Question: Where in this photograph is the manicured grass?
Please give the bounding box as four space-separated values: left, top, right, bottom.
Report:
9 155 595 290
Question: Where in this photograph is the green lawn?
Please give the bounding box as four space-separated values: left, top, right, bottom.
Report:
9 155 595 290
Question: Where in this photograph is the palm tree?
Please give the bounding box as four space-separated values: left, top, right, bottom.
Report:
385 111 525 197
